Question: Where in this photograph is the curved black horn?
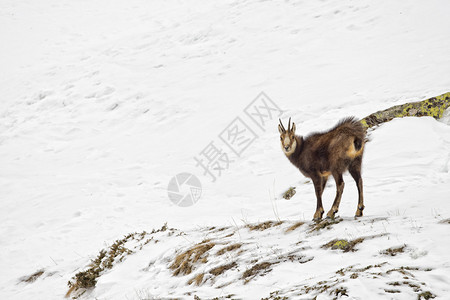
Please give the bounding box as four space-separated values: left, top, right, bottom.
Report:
288 117 291 131
279 118 286 132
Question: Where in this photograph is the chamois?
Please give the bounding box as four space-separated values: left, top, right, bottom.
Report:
278 117 366 220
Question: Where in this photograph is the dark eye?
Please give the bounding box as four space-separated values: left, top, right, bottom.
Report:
280 137 282 141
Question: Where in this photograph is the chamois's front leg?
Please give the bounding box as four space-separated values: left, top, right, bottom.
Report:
311 176 325 221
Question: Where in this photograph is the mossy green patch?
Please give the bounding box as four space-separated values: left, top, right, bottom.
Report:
332 240 350 250
360 92 450 129
322 238 364 252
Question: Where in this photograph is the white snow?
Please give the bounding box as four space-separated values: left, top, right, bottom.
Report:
1 0 450 299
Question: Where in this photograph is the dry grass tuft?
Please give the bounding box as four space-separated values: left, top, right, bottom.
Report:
170 242 215 276
438 218 450 224
209 262 237 276
285 221 305 233
187 273 205 286
66 224 171 297
246 221 283 231
20 270 44 283
216 243 242 256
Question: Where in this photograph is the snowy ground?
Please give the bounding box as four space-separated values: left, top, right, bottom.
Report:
1 0 450 299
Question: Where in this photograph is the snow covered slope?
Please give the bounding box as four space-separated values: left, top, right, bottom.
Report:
1 0 449 299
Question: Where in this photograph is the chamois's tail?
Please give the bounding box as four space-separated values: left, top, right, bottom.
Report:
336 117 366 158
337 117 366 139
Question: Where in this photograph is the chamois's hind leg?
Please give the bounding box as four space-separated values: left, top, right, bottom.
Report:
311 175 325 221
349 157 364 217
322 176 329 191
326 172 345 219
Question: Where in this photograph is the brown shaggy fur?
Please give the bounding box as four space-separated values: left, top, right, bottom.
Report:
279 117 366 220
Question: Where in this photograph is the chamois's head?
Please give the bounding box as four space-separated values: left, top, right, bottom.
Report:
278 117 297 156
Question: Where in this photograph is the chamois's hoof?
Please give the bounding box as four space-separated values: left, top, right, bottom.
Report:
355 205 364 217
312 217 322 222
313 209 324 221
326 210 337 219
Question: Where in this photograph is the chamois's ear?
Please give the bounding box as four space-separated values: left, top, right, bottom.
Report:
291 122 296 134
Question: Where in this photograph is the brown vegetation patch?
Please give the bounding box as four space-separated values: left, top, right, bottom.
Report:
20 270 44 283
387 281 422 292
216 243 242 256
242 261 275 282
438 218 450 224
333 287 349 297
261 291 289 300
386 266 432 277
67 239 134 296
261 261 436 299
66 224 172 297
187 273 204 286
193 294 236 300
246 221 283 231
283 254 314 264
285 221 305 233
282 187 296 200
209 262 237 276
380 245 407 256
301 279 345 295
418 291 436 299
170 241 215 276
309 217 343 232
208 226 230 232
